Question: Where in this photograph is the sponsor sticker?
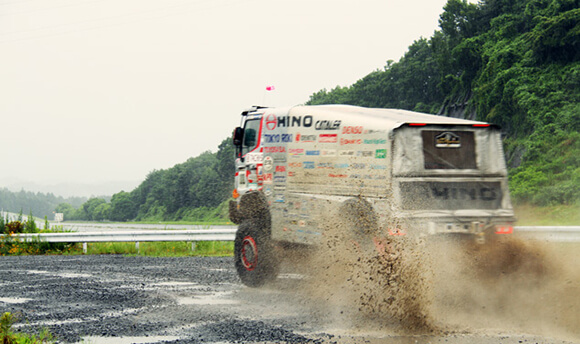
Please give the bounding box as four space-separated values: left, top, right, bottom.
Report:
357 150 373 157
340 138 362 145
306 150 320 156
263 173 273 184
245 153 263 163
263 156 273 171
300 134 317 142
315 120 341 130
303 161 315 169
342 126 364 134
275 165 286 172
339 150 355 156
321 149 337 156
319 134 338 143
364 138 387 145
289 148 305 156
264 146 286 153
375 149 387 159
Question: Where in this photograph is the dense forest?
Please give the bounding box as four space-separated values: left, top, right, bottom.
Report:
3 0 578 222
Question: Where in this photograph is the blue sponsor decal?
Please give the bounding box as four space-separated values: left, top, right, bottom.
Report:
264 134 280 143
334 163 349 169
303 161 315 169
281 134 293 142
306 150 320 156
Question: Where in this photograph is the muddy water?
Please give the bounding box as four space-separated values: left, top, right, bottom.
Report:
282 230 580 343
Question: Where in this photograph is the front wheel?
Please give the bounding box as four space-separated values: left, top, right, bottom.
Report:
234 219 279 287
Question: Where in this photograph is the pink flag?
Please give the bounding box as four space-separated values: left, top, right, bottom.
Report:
266 85 275 91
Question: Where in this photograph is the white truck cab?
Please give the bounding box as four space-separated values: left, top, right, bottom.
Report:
230 104 516 287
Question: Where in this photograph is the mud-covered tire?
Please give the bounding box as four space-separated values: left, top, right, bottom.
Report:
234 219 279 287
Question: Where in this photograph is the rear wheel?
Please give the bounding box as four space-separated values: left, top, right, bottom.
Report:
234 219 279 287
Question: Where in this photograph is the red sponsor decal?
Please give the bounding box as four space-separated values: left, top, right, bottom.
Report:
342 126 363 134
289 162 302 168
296 133 301 142
263 173 273 183
340 138 362 145
319 134 338 143
275 166 286 172
264 146 286 153
328 173 348 178
265 114 277 130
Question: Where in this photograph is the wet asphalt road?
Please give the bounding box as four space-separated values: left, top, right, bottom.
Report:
0 255 578 344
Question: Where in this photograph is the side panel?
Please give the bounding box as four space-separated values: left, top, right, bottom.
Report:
260 108 393 245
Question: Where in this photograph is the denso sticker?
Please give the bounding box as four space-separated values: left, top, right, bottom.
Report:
342 126 363 134
319 134 338 143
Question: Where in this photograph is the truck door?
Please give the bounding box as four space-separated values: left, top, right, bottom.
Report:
235 116 263 197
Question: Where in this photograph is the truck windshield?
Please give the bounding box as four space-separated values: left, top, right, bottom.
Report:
242 119 260 156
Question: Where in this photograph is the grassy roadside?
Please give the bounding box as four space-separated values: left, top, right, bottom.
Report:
514 204 580 226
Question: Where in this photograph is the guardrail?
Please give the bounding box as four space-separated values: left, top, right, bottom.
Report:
5 226 580 254
12 229 237 253
513 226 580 243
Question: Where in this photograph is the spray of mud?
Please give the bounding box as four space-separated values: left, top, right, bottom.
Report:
284 209 436 334
427 235 580 341
282 213 580 342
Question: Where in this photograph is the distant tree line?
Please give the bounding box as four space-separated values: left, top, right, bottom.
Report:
0 188 85 220
55 138 235 222
307 0 580 205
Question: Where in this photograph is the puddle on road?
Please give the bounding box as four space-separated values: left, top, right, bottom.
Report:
177 292 239 305
25 270 92 279
78 335 181 344
0 297 32 304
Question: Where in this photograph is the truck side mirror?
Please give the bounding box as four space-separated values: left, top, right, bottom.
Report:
233 127 244 146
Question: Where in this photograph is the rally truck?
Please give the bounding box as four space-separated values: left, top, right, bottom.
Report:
229 104 516 287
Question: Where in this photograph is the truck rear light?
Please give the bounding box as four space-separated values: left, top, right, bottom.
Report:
408 123 426 126
495 225 513 234
473 124 490 127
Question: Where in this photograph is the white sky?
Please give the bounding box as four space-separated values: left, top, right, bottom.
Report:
0 0 456 185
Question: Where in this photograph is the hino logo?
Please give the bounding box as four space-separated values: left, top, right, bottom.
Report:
274 115 314 128
430 186 497 201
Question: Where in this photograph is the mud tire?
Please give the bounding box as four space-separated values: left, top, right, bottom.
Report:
234 219 279 287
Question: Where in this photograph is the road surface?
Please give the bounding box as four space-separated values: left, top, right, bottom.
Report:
1 247 579 344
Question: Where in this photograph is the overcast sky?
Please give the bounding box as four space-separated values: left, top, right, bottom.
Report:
1 0 460 186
